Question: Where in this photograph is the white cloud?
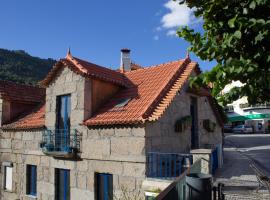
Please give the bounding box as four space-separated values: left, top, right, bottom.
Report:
161 1 196 30
153 35 159 41
166 30 177 37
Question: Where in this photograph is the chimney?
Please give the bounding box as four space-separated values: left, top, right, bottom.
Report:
120 48 131 72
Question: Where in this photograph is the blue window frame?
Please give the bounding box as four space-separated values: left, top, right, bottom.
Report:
56 95 71 152
26 165 37 196
55 168 70 200
95 173 113 200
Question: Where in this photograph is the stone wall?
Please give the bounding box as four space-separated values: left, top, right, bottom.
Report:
0 126 146 200
198 96 222 147
0 130 42 200
145 90 192 154
145 83 222 154
45 66 90 129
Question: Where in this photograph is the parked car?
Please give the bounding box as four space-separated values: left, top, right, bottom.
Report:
232 125 253 134
223 124 233 133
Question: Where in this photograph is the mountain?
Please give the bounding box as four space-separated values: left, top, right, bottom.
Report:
0 48 56 85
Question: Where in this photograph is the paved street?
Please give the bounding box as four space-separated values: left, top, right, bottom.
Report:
215 133 270 199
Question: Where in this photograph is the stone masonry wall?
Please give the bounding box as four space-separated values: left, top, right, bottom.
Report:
145 83 222 154
145 88 192 154
0 66 147 200
198 96 222 147
0 126 146 200
45 66 90 129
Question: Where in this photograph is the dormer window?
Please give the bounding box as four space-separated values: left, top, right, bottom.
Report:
114 98 131 108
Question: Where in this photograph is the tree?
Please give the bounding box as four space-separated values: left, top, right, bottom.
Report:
177 0 270 105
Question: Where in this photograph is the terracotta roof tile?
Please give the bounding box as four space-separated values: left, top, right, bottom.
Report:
84 58 193 125
1 103 45 130
40 54 129 87
2 54 224 129
0 80 45 103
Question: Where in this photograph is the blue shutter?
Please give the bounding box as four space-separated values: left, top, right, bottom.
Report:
27 165 37 196
104 174 108 200
96 173 113 200
55 169 70 200
31 166 37 196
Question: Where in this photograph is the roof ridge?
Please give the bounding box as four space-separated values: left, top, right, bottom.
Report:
124 59 186 74
41 55 129 87
70 56 124 75
65 56 88 74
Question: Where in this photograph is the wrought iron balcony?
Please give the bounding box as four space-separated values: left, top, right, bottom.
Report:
40 129 80 158
146 152 193 179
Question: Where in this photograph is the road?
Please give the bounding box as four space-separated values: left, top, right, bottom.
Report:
226 134 270 176
215 133 270 199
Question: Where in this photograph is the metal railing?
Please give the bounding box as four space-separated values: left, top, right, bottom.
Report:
41 129 80 153
147 152 193 179
155 158 202 200
155 158 225 200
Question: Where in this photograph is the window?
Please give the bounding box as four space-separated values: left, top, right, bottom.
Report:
3 162 13 191
55 169 70 200
56 95 71 151
56 95 71 131
26 165 37 196
95 173 113 200
224 105 234 112
114 98 131 108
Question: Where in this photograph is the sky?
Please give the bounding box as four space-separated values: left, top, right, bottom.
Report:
0 0 216 71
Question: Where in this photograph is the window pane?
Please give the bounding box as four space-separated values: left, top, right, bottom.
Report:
26 165 37 196
5 166 12 191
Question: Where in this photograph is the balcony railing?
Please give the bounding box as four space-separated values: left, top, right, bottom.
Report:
40 129 80 158
147 152 193 179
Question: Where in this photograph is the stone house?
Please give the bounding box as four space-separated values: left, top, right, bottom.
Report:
0 49 223 200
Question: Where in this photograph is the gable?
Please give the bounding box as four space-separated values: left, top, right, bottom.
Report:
40 55 128 88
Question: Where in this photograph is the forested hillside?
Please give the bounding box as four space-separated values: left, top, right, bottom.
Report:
0 48 56 85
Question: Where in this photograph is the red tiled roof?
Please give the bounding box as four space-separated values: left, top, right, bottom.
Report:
1 103 45 130
2 54 224 130
40 54 129 87
0 80 45 103
84 58 195 125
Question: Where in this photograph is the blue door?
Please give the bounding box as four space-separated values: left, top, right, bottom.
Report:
55 169 70 200
56 95 71 152
96 173 113 200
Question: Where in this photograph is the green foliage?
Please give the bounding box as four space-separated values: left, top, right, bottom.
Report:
0 48 56 85
177 0 270 105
